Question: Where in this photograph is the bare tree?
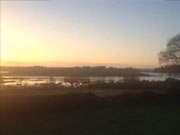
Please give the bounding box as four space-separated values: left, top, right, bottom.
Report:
159 34 180 68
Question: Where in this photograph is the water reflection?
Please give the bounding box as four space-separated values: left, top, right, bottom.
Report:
1 72 180 86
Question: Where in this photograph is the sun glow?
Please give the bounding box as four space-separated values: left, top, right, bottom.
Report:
2 0 177 68
1 18 158 68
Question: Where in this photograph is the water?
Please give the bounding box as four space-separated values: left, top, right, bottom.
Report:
1 72 180 86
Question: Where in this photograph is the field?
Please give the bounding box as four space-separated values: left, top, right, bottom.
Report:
2 103 180 135
1 87 140 97
1 87 180 135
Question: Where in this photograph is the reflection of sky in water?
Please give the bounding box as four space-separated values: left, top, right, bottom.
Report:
2 72 180 86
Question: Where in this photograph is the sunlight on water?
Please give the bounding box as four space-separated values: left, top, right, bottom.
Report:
1 72 180 87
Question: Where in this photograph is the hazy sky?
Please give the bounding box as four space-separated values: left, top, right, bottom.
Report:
1 0 180 68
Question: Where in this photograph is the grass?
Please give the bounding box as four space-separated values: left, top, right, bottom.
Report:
1 87 140 97
1 104 180 135
1 87 180 135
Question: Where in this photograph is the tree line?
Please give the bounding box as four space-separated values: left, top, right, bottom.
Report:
1 66 147 77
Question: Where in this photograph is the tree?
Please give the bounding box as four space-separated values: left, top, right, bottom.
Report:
159 34 180 69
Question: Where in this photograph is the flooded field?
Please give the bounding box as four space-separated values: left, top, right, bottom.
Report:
1 72 180 86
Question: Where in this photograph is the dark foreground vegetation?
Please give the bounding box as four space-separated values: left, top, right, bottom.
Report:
1 88 180 115
2 101 180 135
1 92 180 135
1 78 180 135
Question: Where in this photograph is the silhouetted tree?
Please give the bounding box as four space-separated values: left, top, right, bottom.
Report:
159 34 180 69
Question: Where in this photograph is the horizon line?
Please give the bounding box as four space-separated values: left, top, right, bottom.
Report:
0 65 159 69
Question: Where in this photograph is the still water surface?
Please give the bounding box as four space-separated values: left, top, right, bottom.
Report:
2 72 180 86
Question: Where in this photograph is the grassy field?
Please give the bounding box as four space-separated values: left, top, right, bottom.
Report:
1 87 180 135
1 87 141 97
1 104 180 135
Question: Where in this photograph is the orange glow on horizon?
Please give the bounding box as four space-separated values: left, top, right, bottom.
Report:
1 1 161 68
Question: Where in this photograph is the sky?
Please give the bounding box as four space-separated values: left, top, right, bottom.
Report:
1 0 180 68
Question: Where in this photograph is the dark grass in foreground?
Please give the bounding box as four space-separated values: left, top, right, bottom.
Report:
1 90 180 135
2 104 180 135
